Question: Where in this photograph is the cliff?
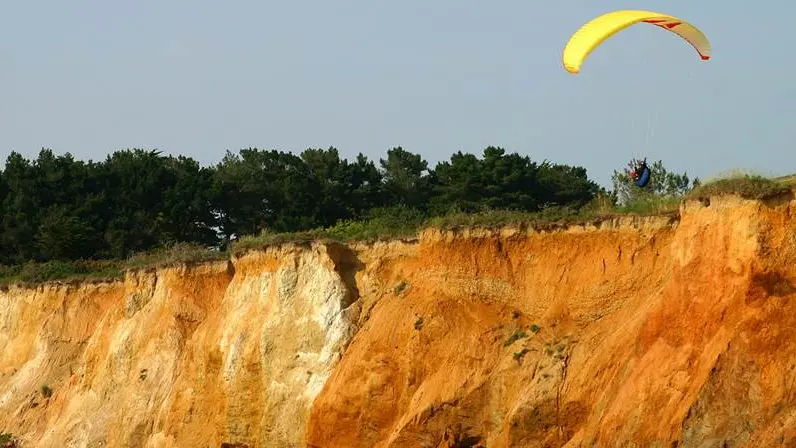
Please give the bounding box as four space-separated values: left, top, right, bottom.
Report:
0 194 794 447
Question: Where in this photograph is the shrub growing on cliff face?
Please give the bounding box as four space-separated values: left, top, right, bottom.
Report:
503 329 528 347
393 281 409 296
513 348 531 364
41 384 53 399
0 432 18 448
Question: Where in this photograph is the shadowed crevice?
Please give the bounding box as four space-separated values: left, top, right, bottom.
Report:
324 242 363 310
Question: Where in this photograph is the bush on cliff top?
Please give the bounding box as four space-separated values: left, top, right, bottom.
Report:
0 260 123 287
231 205 426 255
123 242 228 270
0 242 226 287
686 174 792 201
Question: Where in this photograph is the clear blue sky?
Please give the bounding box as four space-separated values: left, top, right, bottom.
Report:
2 1 794 188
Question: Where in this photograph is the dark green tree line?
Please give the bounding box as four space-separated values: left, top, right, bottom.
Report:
0 145 602 265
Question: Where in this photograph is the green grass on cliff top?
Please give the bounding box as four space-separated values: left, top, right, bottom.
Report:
0 243 229 288
686 170 792 202
1 173 792 288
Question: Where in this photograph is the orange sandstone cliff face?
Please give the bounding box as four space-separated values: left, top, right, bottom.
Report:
0 246 361 447
0 195 795 447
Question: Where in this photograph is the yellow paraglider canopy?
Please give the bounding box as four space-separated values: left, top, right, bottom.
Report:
562 10 711 74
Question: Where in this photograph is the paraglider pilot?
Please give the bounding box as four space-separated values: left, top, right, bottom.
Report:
629 158 651 188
